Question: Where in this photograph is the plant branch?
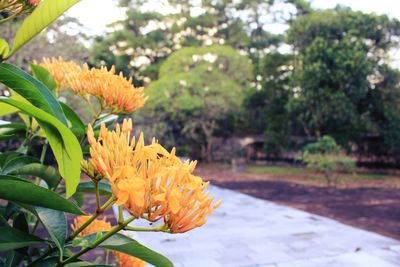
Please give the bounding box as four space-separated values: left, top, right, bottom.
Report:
94 181 101 211
123 225 169 232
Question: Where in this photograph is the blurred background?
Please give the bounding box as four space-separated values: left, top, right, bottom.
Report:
2 0 400 240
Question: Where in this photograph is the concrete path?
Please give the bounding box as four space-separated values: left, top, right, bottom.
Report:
114 186 400 267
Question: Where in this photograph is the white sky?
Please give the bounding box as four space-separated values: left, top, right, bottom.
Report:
67 0 400 36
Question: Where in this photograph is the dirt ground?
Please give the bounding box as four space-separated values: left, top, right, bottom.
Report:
195 163 400 240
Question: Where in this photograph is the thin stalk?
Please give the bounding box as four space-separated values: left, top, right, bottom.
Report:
124 225 169 232
118 205 124 224
59 217 136 266
94 181 101 211
39 142 48 163
105 249 110 265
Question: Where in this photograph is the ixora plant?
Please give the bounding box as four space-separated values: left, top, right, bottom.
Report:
299 136 356 187
0 1 221 266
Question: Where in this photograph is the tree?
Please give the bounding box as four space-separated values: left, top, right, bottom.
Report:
243 52 293 155
287 7 400 153
139 45 252 161
300 136 355 187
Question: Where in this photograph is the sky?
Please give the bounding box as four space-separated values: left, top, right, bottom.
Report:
67 0 400 36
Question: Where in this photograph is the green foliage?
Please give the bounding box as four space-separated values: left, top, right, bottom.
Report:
159 45 252 85
286 7 400 152
0 98 83 198
300 136 356 187
303 135 340 154
0 178 83 214
142 45 251 160
83 233 174 267
7 0 80 58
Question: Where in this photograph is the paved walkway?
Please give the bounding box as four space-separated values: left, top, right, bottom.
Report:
114 186 400 267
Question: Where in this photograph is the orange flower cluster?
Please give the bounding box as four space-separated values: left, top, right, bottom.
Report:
40 57 81 90
71 216 146 267
114 251 146 267
83 119 221 233
71 215 111 237
40 57 147 114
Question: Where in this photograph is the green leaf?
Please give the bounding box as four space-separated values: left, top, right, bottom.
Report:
0 179 84 214
0 63 67 125
0 174 30 183
0 152 20 168
76 182 112 197
0 98 83 197
0 226 43 251
11 163 61 189
1 156 39 175
60 102 86 136
0 38 9 59
30 256 59 267
85 233 174 267
30 63 57 92
4 250 24 267
8 0 81 57
0 124 27 141
35 207 67 256
0 102 19 116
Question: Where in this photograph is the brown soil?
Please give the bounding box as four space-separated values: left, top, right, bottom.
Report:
196 164 400 240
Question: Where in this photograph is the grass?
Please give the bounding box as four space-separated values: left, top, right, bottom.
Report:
244 164 389 180
245 165 311 175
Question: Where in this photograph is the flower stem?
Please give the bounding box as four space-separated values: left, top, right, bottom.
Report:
124 225 169 232
94 181 101 211
118 205 124 224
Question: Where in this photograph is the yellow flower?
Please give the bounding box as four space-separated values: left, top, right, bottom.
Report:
40 57 81 90
39 57 147 114
71 215 111 237
83 119 221 233
114 251 146 267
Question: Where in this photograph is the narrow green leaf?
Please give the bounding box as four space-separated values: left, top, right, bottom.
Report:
30 256 59 267
35 207 67 256
84 233 174 267
1 156 39 175
0 127 26 141
30 63 57 92
0 174 29 183
0 63 67 125
60 102 86 136
11 163 61 189
0 98 83 197
9 0 80 57
0 102 18 116
0 152 20 168
0 38 9 59
0 226 43 251
0 179 84 214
